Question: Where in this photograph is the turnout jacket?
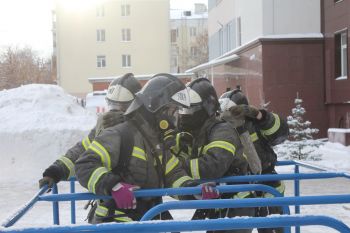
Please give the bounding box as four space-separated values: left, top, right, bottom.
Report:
245 110 289 172
42 112 122 183
174 117 248 180
75 119 193 196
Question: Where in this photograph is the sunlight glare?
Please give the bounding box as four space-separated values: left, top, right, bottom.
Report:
58 0 101 12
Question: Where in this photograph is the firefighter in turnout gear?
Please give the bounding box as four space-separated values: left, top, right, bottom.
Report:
38 73 141 188
75 73 218 224
174 78 254 233
221 88 289 233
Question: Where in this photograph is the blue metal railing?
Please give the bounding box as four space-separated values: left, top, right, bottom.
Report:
2 160 350 233
2 215 350 233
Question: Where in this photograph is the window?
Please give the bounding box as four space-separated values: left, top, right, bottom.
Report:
171 29 178 43
335 30 348 79
191 46 198 57
236 17 242 47
171 56 178 67
122 28 131 41
122 54 131 67
190 27 197 37
96 5 105 17
97 55 106 68
96 29 105 42
121 4 130 16
219 28 223 55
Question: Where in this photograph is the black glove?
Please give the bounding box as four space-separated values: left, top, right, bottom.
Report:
229 104 260 119
41 164 63 186
102 110 124 129
39 176 55 189
178 132 193 150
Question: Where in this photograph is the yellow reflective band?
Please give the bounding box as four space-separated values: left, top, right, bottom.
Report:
190 158 200 179
87 167 108 194
264 182 286 198
114 210 132 222
58 156 75 179
89 141 112 170
261 113 281 136
233 191 251 199
95 205 108 217
82 136 91 150
250 132 258 142
165 155 179 175
203 141 236 155
132 147 146 161
172 176 192 188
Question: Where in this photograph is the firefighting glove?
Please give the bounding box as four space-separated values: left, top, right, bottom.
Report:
199 182 220 200
183 181 220 200
101 110 124 129
39 164 62 188
111 182 140 209
177 131 193 150
229 104 260 120
39 176 55 189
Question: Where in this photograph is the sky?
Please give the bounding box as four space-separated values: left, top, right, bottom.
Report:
0 0 207 58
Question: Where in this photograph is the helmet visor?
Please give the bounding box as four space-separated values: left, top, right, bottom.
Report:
179 105 202 115
107 100 131 112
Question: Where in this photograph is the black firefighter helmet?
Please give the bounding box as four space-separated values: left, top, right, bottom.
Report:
125 73 190 122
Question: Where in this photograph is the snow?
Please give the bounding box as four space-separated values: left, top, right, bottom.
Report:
0 84 350 232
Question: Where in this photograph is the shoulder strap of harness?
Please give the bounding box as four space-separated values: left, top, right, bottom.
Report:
113 122 135 173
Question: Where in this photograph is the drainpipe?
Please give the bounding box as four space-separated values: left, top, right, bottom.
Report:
211 65 214 86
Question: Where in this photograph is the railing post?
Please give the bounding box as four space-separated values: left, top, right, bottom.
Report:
70 179 76 224
52 184 60 225
294 164 300 233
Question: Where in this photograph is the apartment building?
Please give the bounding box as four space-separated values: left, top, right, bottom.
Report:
187 0 333 137
53 0 170 97
170 3 208 73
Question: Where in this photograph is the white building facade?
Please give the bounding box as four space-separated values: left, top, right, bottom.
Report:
208 0 321 59
54 0 170 97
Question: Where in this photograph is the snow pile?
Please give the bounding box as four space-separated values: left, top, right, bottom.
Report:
276 141 350 172
0 84 97 183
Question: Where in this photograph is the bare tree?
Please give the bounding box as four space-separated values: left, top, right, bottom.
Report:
0 46 54 90
193 30 209 65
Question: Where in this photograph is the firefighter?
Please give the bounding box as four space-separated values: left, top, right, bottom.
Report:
223 88 289 233
174 78 254 233
75 73 218 224
38 73 141 188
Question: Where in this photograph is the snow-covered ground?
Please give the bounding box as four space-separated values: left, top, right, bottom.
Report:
0 84 349 233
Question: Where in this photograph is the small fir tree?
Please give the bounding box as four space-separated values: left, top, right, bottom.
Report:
275 93 322 160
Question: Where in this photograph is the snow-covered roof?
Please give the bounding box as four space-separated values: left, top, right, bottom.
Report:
170 9 208 19
328 128 350 133
88 73 194 83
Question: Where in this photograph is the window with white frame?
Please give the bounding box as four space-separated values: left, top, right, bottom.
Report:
171 29 178 43
121 4 130 16
122 54 131 67
96 5 105 17
190 27 197 37
97 55 106 68
96 29 105 42
191 46 198 57
335 30 348 79
122 28 131 41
